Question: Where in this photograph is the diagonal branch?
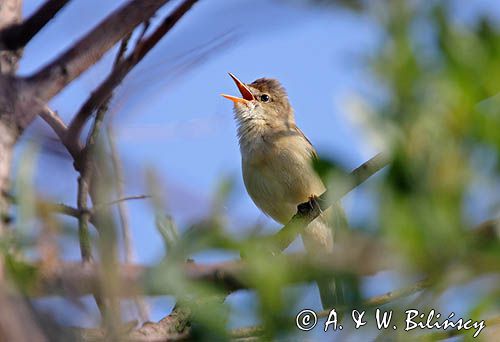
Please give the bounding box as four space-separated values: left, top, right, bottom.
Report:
270 152 389 251
66 0 199 146
38 195 149 223
25 0 172 103
37 0 200 167
98 195 151 210
0 0 71 51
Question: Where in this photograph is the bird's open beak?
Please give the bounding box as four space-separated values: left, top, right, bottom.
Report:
221 72 254 104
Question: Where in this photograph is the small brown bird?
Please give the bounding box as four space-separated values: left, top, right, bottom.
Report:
222 73 347 308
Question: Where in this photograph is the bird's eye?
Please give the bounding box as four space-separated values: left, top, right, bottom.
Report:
260 94 270 102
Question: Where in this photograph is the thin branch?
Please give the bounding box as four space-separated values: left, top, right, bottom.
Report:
32 196 148 227
4 190 85 222
25 0 171 103
98 195 151 210
77 175 92 261
66 0 199 145
44 201 82 219
0 0 71 50
34 194 147 231
37 105 85 167
271 153 389 252
39 106 68 141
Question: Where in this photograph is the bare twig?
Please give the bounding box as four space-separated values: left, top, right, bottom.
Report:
67 0 199 145
31 196 147 227
39 106 68 144
44 201 82 219
98 195 151 211
0 0 71 50
77 176 92 260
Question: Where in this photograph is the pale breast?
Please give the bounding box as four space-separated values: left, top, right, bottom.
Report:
241 134 325 224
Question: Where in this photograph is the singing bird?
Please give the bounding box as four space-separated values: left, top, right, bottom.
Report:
222 73 347 308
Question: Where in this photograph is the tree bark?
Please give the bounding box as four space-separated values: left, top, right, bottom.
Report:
0 118 16 234
0 4 48 342
0 0 22 260
0 0 22 73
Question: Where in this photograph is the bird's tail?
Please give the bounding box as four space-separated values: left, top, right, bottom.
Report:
317 278 342 309
317 274 362 310
301 203 350 310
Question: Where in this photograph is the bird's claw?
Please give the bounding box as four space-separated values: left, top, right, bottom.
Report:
308 194 323 214
298 194 322 216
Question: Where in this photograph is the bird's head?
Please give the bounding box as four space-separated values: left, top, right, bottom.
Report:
221 73 294 127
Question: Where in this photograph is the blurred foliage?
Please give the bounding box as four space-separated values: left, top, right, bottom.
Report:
371 1 500 274
2 0 500 340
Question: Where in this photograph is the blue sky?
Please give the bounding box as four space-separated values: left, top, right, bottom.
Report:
14 0 500 335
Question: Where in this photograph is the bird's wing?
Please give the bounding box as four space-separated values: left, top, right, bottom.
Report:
292 125 319 161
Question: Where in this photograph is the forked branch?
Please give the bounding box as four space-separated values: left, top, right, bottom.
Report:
25 0 171 103
67 0 199 146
